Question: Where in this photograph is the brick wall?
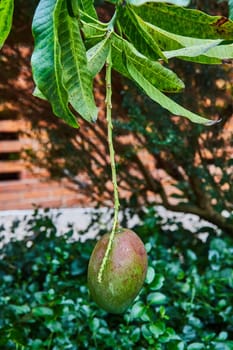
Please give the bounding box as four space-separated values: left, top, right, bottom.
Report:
0 106 85 210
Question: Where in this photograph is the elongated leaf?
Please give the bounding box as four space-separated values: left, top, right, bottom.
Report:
165 42 233 64
163 40 222 59
205 43 233 59
128 0 190 7
126 47 184 93
175 54 222 64
31 0 78 128
126 57 218 125
0 0 14 48
118 6 166 61
57 0 98 122
141 23 230 63
87 38 111 77
177 44 233 64
112 34 184 92
133 3 233 39
145 23 224 50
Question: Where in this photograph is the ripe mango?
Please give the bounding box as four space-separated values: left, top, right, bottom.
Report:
88 228 148 314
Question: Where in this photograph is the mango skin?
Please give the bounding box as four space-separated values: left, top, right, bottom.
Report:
87 228 148 314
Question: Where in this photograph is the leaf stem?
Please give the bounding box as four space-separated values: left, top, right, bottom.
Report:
97 47 120 283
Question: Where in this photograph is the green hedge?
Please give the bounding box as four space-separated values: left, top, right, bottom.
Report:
0 209 232 349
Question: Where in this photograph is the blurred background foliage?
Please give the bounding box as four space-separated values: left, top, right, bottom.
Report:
0 209 233 349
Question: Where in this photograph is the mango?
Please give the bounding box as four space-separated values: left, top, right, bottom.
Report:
88 228 148 314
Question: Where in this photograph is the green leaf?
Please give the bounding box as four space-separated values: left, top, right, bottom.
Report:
10 304 31 315
143 22 227 54
145 266 156 284
153 26 232 63
175 55 222 65
45 320 63 333
0 0 14 48
131 327 141 342
135 22 183 52
130 301 146 319
176 55 221 65
141 324 152 341
169 341 185 350
32 306 54 317
217 331 228 341
205 43 233 59
149 321 166 337
161 327 181 341
31 0 79 128
112 34 184 92
126 57 218 125
216 341 233 350
150 274 165 290
90 317 100 332
57 0 98 122
87 38 111 77
164 41 233 64
132 3 233 39
147 292 167 305
118 5 167 61
123 17 228 65
187 343 205 350
163 40 223 60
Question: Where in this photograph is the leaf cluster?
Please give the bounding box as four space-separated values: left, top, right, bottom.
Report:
29 0 233 125
0 208 233 349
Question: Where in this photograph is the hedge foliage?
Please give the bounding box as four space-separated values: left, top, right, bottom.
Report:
0 209 233 349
